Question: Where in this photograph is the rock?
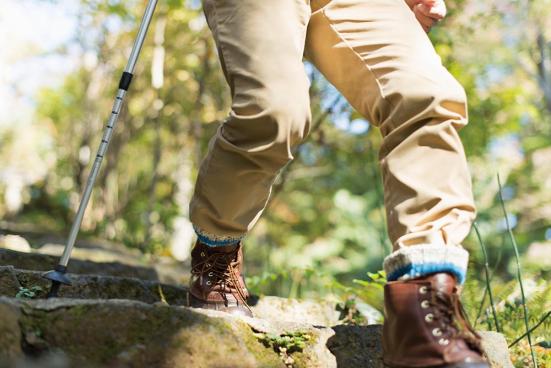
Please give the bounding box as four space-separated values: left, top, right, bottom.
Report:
326 326 514 368
34 240 191 285
0 266 20 297
36 243 147 266
0 297 286 368
0 231 190 285
0 266 351 315
0 301 22 360
251 295 382 327
479 331 514 368
0 250 514 368
0 249 159 281
0 266 188 306
252 296 343 326
10 351 71 368
0 235 31 253
0 297 514 368
327 325 384 367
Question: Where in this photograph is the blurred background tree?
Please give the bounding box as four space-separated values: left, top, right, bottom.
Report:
0 0 549 365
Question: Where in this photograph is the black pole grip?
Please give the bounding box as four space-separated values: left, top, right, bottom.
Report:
119 72 134 91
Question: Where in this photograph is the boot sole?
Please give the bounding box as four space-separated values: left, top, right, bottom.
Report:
436 364 489 368
384 363 489 368
187 293 253 317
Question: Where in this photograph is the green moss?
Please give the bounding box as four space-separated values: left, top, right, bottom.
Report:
15 286 44 299
256 331 312 354
237 323 285 367
281 333 319 368
253 330 315 367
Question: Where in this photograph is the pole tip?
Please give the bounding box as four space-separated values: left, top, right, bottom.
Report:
42 266 72 298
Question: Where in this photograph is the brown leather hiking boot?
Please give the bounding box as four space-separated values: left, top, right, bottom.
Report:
382 273 488 368
188 240 253 317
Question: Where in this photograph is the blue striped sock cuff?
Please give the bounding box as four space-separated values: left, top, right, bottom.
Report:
383 244 469 285
193 225 245 247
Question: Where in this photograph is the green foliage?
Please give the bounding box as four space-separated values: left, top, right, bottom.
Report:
349 271 386 313
336 296 368 326
461 270 550 367
15 286 44 299
246 267 350 302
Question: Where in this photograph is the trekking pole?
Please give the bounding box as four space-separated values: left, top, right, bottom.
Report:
43 0 159 298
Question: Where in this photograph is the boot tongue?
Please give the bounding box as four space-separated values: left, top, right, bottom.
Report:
428 272 456 294
209 242 240 254
193 240 240 254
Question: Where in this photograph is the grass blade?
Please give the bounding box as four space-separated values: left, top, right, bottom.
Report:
473 222 501 332
497 173 537 368
474 285 488 329
508 311 551 348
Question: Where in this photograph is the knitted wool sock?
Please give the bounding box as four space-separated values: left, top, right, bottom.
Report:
193 225 244 247
383 244 469 284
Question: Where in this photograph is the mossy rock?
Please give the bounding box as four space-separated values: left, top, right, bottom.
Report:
0 297 514 368
0 249 158 281
0 248 514 368
0 266 187 306
1 298 286 368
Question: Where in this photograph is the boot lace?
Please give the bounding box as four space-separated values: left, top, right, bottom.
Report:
191 249 252 314
432 287 483 353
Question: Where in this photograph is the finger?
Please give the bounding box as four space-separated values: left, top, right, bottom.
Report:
405 0 423 10
421 0 447 19
414 5 436 25
416 3 445 20
414 6 436 32
420 0 436 7
428 1 447 19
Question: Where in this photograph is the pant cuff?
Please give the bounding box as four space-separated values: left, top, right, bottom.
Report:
383 244 469 284
193 225 245 247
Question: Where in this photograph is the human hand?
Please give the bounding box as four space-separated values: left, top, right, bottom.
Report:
404 0 447 33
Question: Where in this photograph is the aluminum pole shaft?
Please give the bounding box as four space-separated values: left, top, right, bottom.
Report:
59 0 158 267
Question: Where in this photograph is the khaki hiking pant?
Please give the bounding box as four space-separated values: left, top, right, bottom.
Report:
189 0 477 283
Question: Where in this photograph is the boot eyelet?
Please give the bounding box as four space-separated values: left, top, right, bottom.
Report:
438 338 449 346
432 328 442 336
206 263 211 268
208 272 213 277
419 286 428 294
425 313 434 322
200 252 206 257
421 300 430 309
206 280 212 285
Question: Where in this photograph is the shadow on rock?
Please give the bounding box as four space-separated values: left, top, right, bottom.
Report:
327 324 384 368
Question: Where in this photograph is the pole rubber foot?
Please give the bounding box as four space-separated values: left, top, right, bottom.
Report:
42 265 72 298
